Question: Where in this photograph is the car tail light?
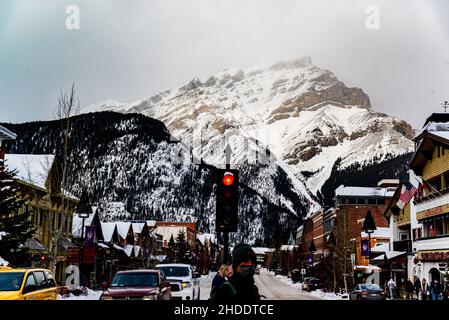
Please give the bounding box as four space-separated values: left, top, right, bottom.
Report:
361 291 369 296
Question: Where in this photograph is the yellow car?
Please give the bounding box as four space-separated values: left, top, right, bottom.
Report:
0 266 59 300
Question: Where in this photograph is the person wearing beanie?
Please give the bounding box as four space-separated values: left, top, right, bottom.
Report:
210 244 261 302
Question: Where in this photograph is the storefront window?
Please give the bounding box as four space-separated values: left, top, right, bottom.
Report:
423 214 449 238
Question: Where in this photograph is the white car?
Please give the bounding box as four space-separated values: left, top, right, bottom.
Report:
155 264 201 300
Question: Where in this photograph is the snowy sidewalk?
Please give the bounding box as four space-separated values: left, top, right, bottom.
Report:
58 289 102 300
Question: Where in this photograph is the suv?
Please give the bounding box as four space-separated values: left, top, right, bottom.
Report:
0 267 58 300
100 269 171 300
155 264 201 300
303 277 322 292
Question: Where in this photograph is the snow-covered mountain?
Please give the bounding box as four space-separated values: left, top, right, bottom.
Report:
3 112 309 245
82 56 415 199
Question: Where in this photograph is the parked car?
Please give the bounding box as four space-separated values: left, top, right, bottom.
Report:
0 266 59 300
100 269 171 300
302 277 322 292
350 284 386 300
155 264 201 300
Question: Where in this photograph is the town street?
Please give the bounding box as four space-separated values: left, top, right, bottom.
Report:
200 269 326 300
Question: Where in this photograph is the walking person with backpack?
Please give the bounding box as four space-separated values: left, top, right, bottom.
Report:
210 244 261 302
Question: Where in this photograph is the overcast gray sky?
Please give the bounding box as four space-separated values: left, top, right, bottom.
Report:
1 0 448 128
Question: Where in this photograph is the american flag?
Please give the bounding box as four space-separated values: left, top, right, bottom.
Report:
396 182 418 209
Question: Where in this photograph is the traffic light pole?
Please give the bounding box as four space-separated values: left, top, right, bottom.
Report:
223 232 229 264
223 163 230 264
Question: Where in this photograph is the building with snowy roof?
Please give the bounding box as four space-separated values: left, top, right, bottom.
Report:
334 180 398 284
408 112 449 286
1 153 79 282
0 125 16 161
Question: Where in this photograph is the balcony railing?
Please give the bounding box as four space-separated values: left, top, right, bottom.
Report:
393 240 412 254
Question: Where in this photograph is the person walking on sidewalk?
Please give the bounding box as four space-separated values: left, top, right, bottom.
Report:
443 280 449 301
210 264 232 298
430 279 443 301
387 278 396 300
210 244 260 302
422 279 429 300
414 278 421 300
406 279 415 300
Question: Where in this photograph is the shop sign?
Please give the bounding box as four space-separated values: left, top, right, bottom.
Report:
417 251 449 262
417 204 449 220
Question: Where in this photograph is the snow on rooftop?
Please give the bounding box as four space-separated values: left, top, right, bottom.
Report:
252 247 274 255
0 125 16 140
0 256 9 266
4 154 54 189
197 233 217 246
361 227 390 239
335 185 396 198
280 245 297 251
132 222 146 234
372 251 406 261
100 222 117 243
115 221 132 239
123 244 134 257
371 242 390 253
146 220 157 227
432 131 449 141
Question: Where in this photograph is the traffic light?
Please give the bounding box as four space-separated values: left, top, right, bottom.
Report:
216 169 239 232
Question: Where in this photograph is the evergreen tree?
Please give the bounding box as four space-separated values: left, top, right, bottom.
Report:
166 234 176 262
0 164 34 266
175 230 191 263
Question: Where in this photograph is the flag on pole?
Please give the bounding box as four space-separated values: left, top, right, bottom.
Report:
409 170 422 189
396 182 418 209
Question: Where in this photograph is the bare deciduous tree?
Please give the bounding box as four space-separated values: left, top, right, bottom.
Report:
48 83 80 275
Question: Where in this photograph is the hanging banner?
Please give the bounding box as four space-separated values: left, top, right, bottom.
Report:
84 226 96 246
361 239 371 257
307 255 313 266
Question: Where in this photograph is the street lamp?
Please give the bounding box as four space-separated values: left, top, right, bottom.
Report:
362 210 377 265
78 212 90 240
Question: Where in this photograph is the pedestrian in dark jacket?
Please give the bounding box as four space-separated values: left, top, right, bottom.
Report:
414 278 421 300
430 279 442 301
210 244 260 302
210 265 232 298
443 281 449 301
422 279 429 301
406 279 414 300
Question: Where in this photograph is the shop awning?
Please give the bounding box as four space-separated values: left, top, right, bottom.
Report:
20 238 49 253
97 243 110 249
372 251 406 261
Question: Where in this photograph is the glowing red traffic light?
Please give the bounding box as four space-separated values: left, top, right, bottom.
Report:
222 172 235 186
